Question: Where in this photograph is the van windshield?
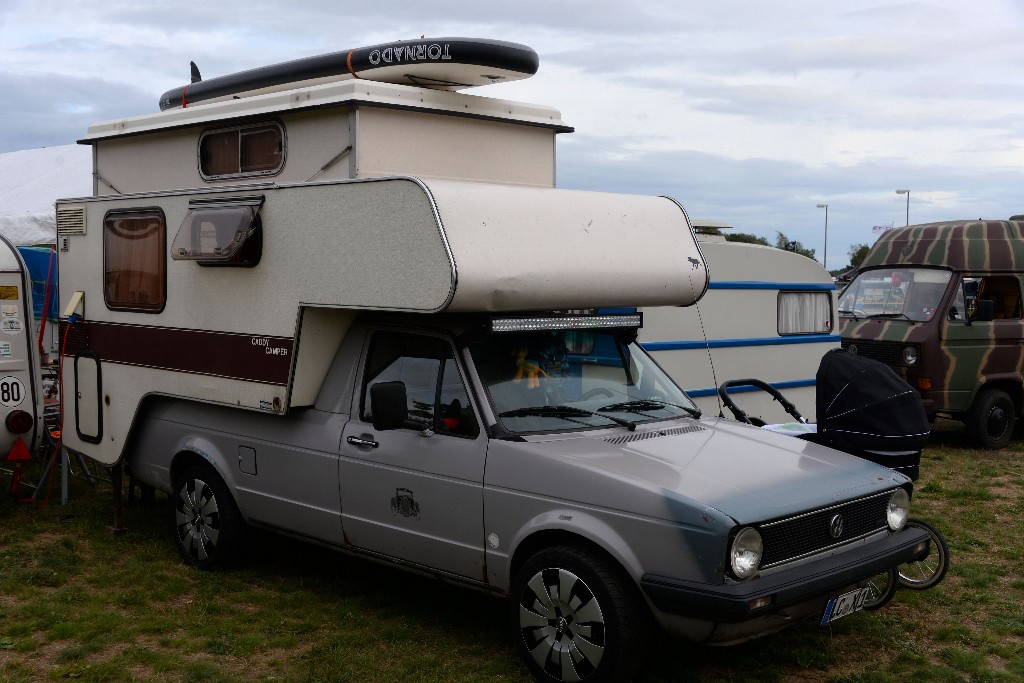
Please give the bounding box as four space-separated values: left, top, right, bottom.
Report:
468 329 698 434
839 267 953 322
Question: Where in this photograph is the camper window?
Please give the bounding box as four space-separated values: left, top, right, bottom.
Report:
778 291 832 334
171 203 263 267
199 122 284 179
103 209 166 312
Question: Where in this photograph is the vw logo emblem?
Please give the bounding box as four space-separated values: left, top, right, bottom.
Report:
829 514 844 539
847 344 858 355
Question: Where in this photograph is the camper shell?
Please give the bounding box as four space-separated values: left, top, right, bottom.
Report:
57 40 933 682
640 222 839 422
840 219 1024 448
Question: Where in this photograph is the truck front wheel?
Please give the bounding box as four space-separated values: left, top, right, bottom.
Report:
173 465 244 569
511 544 651 682
966 388 1016 449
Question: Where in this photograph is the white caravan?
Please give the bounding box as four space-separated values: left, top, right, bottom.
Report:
640 223 840 422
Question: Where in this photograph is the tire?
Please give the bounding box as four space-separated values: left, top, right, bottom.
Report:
511 544 651 683
173 465 244 570
896 518 949 590
861 568 898 610
966 388 1016 449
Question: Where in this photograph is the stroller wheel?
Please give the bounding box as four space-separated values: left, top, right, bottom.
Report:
861 567 898 610
897 518 949 590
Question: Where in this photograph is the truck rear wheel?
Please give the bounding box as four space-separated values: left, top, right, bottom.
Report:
511 544 650 682
966 388 1015 449
173 465 244 569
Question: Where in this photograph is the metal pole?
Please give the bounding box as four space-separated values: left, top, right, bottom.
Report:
896 189 910 226
816 204 828 270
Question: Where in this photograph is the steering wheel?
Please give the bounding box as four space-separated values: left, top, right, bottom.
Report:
579 388 615 401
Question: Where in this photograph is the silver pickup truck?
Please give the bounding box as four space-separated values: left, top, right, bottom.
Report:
126 311 930 682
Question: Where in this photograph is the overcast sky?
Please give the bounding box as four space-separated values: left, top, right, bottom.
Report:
3 0 1024 271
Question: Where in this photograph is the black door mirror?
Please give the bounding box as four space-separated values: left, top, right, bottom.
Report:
370 381 409 431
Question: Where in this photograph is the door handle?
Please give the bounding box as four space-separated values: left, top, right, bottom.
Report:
346 435 379 448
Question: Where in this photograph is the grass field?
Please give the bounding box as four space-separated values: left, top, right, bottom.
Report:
0 418 1021 682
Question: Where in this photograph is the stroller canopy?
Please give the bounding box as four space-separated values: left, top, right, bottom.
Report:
816 349 931 452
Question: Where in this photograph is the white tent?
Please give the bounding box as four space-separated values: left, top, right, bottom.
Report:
0 145 92 245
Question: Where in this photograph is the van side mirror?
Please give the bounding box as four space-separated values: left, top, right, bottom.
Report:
370 381 410 430
969 298 994 323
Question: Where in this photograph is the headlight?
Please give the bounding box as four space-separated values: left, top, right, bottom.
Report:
887 488 911 531
730 527 763 579
902 345 919 365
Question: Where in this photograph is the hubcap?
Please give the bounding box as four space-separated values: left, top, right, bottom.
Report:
987 404 1009 439
175 479 220 561
518 567 605 682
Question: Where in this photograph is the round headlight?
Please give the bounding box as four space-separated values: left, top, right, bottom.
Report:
887 488 911 531
902 345 919 365
730 527 763 580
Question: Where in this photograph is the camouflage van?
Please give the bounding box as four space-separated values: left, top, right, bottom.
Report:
839 220 1024 448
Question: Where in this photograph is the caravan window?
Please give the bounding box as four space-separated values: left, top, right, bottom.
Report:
199 122 284 179
778 291 832 334
171 198 263 267
103 209 166 312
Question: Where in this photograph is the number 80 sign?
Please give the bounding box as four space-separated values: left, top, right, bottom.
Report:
0 376 25 407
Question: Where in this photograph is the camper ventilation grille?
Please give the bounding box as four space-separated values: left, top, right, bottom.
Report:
56 207 87 235
604 424 707 445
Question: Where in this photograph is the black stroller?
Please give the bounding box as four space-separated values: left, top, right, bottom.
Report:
719 348 949 608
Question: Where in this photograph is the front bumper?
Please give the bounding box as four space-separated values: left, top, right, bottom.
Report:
641 525 930 623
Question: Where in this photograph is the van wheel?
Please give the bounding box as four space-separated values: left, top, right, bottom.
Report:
173 465 244 570
511 544 650 682
966 388 1015 449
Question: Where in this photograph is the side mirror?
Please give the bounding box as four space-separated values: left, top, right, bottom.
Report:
370 381 409 431
969 298 994 323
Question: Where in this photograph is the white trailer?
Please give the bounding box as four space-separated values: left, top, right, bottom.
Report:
639 224 839 422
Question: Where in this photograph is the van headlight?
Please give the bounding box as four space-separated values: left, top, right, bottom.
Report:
902 345 919 366
887 488 911 531
730 527 763 579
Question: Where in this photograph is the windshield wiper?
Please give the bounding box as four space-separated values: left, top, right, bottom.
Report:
499 405 638 431
867 312 916 322
599 400 701 419
838 308 863 319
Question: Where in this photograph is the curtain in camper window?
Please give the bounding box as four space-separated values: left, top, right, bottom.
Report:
103 209 166 312
778 291 832 335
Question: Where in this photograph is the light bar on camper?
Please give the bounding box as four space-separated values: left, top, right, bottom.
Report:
490 314 643 334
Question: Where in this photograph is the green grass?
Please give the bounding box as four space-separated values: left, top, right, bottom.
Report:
0 418 1021 682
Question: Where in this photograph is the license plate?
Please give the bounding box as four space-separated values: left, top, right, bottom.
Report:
820 587 871 625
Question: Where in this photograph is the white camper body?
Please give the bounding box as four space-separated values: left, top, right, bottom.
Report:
57 75 707 466
0 237 44 457
640 231 839 422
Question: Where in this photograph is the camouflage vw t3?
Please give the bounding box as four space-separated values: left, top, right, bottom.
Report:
840 219 1024 448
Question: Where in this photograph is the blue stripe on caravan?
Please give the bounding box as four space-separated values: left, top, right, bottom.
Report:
686 378 818 398
642 334 840 352
709 281 837 291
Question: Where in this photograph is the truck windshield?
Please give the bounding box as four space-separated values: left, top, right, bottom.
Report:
839 267 953 322
468 329 698 434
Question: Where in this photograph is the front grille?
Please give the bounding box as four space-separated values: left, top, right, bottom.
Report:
759 490 892 568
841 339 900 365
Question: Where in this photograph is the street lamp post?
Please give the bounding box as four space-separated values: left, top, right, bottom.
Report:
895 189 910 226
816 203 828 271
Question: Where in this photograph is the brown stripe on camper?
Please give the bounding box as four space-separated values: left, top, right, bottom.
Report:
60 321 293 385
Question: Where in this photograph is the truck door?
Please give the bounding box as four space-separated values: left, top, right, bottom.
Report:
943 274 1024 410
339 330 486 581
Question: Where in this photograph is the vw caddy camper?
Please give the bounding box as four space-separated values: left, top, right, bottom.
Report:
57 37 932 682
840 219 1024 448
